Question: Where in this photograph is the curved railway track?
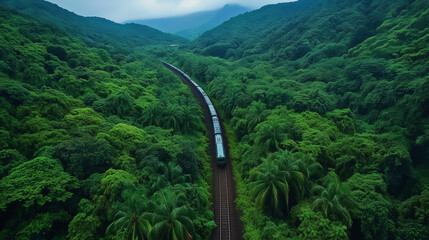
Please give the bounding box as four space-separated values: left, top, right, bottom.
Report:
162 62 243 240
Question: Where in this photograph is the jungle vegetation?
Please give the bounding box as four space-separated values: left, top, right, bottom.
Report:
0 0 428 239
0 0 187 49
171 0 429 239
0 5 213 240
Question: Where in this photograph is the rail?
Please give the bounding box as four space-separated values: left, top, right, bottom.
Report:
219 168 231 240
162 61 239 240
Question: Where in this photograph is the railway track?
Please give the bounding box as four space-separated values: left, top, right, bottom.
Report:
162 61 242 240
218 167 231 240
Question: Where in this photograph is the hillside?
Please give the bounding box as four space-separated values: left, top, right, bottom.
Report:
0 6 213 240
1 0 428 239
128 4 251 39
0 0 187 50
174 0 429 238
192 0 415 61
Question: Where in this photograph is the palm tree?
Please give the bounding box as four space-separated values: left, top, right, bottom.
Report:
181 105 202 134
273 150 308 201
140 104 163 127
111 91 134 117
250 158 288 216
151 162 190 193
291 151 323 181
106 193 151 240
254 121 286 153
246 101 269 132
249 151 307 216
220 85 243 116
311 171 357 228
208 78 226 98
149 192 194 240
163 104 184 131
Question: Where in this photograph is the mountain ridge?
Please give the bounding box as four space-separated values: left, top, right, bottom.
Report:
0 0 187 50
191 0 402 61
127 4 251 39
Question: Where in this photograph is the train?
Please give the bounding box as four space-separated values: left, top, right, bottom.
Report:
161 61 226 165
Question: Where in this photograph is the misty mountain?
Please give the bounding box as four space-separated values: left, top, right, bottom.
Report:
191 0 412 60
127 4 251 39
0 0 187 50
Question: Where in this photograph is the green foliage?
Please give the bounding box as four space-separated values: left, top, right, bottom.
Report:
292 205 348 240
359 192 394 240
68 213 101 240
53 136 113 179
151 161 190 193
249 150 307 216
15 128 70 157
63 107 105 130
253 121 286 154
1 0 427 238
311 171 357 228
0 5 212 240
325 134 380 179
0 0 187 51
148 191 195 240
346 172 387 200
0 129 10 149
99 123 148 155
97 169 138 203
176 146 199 176
0 149 27 178
141 103 203 134
326 109 356 134
23 63 48 88
0 156 78 210
393 190 429 240
261 221 289 240
16 210 71 240
347 173 394 240
178 0 429 238
400 189 429 223
107 91 135 117
0 82 32 105
32 88 83 119
106 193 151 240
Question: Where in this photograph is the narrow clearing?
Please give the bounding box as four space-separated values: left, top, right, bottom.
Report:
163 63 243 240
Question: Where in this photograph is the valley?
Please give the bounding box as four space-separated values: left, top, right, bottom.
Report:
0 0 428 239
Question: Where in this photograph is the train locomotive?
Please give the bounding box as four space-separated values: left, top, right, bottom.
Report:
162 61 226 165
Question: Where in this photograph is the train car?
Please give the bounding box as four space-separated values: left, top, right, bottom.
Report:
212 116 221 134
197 87 205 95
215 134 226 164
188 78 196 85
208 104 217 117
163 61 226 165
204 95 212 106
190 80 199 87
200 90 207 97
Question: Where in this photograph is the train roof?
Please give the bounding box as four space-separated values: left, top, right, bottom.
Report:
208 104 217 116
215 134 225 158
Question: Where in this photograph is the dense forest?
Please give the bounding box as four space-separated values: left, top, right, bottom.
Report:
174 0 429 239
0 5 213 240
0 0 428 239
0 0 187 49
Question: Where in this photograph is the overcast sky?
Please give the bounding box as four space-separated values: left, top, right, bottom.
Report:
45 0 292 22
